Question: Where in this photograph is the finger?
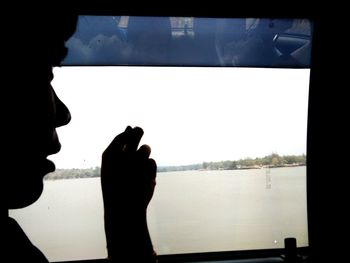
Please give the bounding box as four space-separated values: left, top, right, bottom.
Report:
102 126 131 158
137 144 151 159
146 158 157 181
146 159 157 198
124 126 144 153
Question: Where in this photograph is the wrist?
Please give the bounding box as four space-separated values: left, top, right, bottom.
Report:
104 209 155 261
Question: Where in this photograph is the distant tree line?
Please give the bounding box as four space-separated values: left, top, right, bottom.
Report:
45 167 101 180
157 164 203 173
201 153 306 171
45 154 306 180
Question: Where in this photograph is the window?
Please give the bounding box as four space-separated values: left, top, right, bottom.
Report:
62 16 312 67
9 16 312 262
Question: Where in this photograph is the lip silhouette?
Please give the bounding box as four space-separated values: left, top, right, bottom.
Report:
44 158 56 173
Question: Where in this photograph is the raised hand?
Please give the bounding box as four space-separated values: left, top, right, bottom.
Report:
101 126 157 262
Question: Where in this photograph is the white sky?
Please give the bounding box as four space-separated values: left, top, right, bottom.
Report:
50 67 310 168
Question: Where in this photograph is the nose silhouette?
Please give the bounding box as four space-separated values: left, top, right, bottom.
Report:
53 90 71 128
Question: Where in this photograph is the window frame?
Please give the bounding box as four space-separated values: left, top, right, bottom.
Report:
22 4 324 263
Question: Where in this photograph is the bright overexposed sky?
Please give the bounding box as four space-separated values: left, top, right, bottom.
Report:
50 66 310 168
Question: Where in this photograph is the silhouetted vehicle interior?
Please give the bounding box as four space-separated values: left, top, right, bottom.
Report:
9 4 342 263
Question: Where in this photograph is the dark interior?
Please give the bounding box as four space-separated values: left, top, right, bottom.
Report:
11 3 345 263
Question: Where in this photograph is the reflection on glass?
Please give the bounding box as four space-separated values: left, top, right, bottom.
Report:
63 16 312 67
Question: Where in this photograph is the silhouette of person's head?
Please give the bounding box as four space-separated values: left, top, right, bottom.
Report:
5 8 78 209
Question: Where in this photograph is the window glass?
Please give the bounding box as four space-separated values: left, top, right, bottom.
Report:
10 66 309 261
62 16 312 67
9 16 311 262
